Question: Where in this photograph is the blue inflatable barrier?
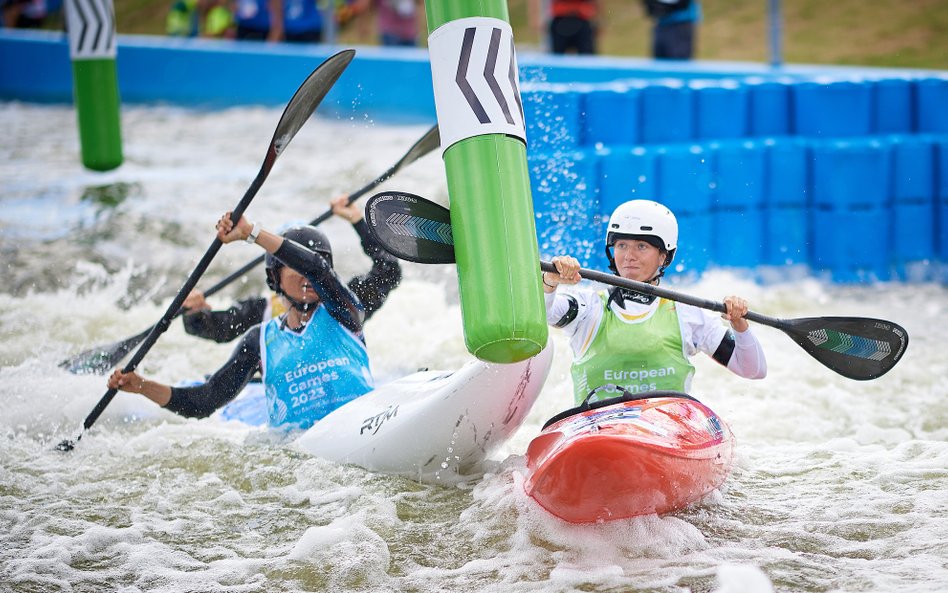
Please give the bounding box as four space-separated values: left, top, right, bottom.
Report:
811 209 890 281
655 144 712 214
938 139 948 201
641 83 694 144
917 78 948 134
890 135 935 203
793 80 872 138
694 82 748 140
582 87 640 147
892 202 935 262
711 140 765 209
747 79 791 137
654 144 713 273
873 79 913 134
675 211 712 275
938 139 948 263
522 87 582 154
707 139 765 266
713 209 764 268
764 137 809 207
940 202 948 262
530 150 600 267
812 139 890 209
764 207 808 266
598 146 656 215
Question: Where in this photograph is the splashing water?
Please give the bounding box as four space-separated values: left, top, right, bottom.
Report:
1 103 946 593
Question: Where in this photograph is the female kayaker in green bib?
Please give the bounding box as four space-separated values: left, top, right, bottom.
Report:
542 200 767 404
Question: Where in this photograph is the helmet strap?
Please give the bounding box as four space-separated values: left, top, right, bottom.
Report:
605 244 618 274
268 263 320 314
608 286 657 307
650 259 669 285
283 293 317 314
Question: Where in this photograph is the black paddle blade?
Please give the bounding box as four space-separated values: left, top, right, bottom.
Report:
58 328 151 375
270 49 355 158
400 124 440 167
365 191 456 264
780 317 909 380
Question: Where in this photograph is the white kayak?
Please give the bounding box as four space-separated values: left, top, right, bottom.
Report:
214 343 554 481
293 343 554 481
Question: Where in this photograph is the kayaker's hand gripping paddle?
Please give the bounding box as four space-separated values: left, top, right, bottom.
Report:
58 125 440 376
56 51 357 452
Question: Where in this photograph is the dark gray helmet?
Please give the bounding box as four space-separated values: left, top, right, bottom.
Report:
265 225 332 293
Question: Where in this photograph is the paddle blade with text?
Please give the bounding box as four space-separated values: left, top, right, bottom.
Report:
365 191 455 264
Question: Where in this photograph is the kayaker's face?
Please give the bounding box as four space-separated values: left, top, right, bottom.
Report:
613 239 665 282
280 267 320 305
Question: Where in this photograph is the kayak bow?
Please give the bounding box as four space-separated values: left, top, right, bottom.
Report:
524 391 735 523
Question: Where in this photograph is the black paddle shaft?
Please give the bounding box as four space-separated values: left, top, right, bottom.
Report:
364 191 909 382
542 262 735 318
541 261 909 380
58 50 356 450
195 125 439 293
57 124 439 376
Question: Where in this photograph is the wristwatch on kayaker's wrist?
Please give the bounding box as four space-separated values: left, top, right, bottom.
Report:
245 221 261 244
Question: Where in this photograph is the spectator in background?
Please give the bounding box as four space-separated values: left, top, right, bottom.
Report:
2 0 47 28
204 1 234 37
281 0 323 42
531 0 599 56
233 0 282 41
167 0 200 36
168 1 234 38
351 0 420 47
642 0 701 60
233 0 324 43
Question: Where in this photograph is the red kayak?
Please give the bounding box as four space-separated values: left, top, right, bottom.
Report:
524 390 735 523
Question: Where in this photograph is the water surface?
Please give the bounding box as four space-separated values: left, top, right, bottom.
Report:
1 103 945 593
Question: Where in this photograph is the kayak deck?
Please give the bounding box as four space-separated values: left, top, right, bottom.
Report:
524 392 734 523
293 343 555 481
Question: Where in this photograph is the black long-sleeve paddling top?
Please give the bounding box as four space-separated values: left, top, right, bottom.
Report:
165 235 370 419
182 220 402 342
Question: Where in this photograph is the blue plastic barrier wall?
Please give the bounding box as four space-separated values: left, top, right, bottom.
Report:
526 74 948 283
531 131 945 282
3 29 947 282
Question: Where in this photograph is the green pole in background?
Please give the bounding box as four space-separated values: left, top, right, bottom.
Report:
64 0 123 172
426 1 547 364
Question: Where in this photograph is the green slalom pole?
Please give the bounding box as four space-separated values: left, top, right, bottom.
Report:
64 0 123 171
426 1 547 363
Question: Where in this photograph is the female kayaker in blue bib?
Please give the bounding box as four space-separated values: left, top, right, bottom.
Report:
107 212 376 430
542 199 767 404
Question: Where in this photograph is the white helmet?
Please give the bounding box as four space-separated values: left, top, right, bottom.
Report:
605 200 678 274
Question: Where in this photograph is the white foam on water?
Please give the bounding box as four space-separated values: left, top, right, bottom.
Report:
2 102 947 593
713 563 775 593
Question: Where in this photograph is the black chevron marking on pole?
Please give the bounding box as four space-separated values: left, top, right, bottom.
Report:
89 0 104 54
484 27 514 125
75 0 90 54
508 36 524 124
456 27 490 124
104 0 115 52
